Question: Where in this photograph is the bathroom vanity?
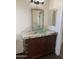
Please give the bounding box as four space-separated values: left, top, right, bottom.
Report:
22 30 57 59
21 7 57 59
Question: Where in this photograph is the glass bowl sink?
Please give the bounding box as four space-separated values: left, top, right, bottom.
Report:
34 28 48 34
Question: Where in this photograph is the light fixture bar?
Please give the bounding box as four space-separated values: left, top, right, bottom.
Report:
31 0 44 4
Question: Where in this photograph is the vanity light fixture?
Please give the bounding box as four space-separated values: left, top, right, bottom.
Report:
31 0 44 5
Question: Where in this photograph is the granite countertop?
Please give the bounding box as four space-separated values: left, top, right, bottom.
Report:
21 29 56 40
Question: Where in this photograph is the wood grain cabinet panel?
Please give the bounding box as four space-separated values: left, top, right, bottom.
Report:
23 33 57 58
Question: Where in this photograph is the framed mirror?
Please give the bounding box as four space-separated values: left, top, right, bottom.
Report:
31 9 44 31
48 10 57 26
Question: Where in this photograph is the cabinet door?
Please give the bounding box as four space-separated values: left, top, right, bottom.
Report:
28 39 36 57
40 37 47 54
44 34 57 53
48 35 57 52
27 38 42 58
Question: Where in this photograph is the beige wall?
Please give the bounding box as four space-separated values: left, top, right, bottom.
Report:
49 0 63 9
16 0 32 34
16 0 32 53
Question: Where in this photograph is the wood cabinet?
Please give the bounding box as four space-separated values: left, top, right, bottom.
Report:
23 33 57 59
